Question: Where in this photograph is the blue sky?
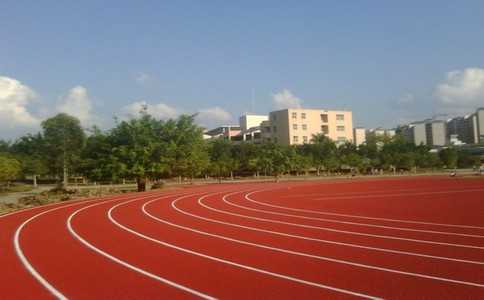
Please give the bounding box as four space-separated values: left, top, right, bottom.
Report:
1 0 484 140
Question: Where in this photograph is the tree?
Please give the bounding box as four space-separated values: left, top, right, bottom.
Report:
41 113 86 185
0 140 10 153
308 133 338 175
169 115 210 181
209 139 237 182
0 155 21 185
109 107 175 191
78 126 114 183
439 148 458 169
10 133 48 186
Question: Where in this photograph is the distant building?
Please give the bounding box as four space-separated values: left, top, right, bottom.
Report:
266 108 353 145
239 115 268 131
370 128 396 137
476 107 484 143
204 125 241 141
400 120 445 147
444 107 484 144
446 115 476 144
353 127 366 146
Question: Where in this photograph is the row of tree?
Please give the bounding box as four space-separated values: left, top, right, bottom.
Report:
1 108 482 191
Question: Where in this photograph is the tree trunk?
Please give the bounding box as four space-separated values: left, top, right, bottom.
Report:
137 176 147 192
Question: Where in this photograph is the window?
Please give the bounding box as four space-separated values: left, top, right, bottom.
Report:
321 125 329 134
337 126 345 132
301 113 306 119
292 112 297 119
293 124 298 130
336 114 344 120
265 127 271 133
293 136 299 143
320 114 328 122
337 137 346 143
302 124 307 130
303 136 308 143
273 126 277 133
272 114 277 121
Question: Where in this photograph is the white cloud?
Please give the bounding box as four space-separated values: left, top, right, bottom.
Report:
121 102 232 129
132 71 173 89
434 68 484 107
121 101 185 119
271 89 302 109
197 107 232 123
56 86 100 126
133 71 156 86
0 76 41 130
397 93 415 106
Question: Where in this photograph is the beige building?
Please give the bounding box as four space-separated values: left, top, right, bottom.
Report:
263 108 353 145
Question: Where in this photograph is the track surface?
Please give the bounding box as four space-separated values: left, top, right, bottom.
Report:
1 176 483 299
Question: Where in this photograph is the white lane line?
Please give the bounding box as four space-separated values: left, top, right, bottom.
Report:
12 196 125 300
283 185 484 199
199 194 484 250
67 193 216 300
109 193 381 299
246 189 484 230
315 188 484 201
14 205 74 300
222 192 483 239
213 193 484 265
142 192 484 288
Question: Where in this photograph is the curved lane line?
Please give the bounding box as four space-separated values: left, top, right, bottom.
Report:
222 191 483 239
143 192 484 288
257 189 484 230
13 198 117 300
199 192 484 250
110 192 382 299
216 191 483 265
66 194 216 300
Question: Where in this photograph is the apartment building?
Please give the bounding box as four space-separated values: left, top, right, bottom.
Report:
353 127 366 146
444 107 484 144
400 120 446 146
264 108 353 145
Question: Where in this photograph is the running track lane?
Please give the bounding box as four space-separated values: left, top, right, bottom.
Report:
0 177 483 299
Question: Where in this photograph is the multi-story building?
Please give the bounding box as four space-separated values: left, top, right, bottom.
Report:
445 107 484 144
265 108 353 145
204 125 241 141
476 107 484 143
446 115 476 144
353 127 366 146
400 120 446 146
232 114 268 143
426 120 446 146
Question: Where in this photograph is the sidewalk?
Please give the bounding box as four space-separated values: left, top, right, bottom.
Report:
0 186 52 205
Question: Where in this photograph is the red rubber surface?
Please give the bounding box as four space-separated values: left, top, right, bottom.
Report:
1 176 483 299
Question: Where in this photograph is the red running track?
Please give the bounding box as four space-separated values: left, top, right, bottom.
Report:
0 176 483 299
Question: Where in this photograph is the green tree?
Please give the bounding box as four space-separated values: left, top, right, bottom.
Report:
169 115 210 181
231 142 257 172
439 148 458 169
10 133 48 186
0 140 10 153
78 126 114 183
209 139 237 181
0 155 21 184
41 113 86 185
109 107 174 191
380 134 415 173
308 133 339 175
